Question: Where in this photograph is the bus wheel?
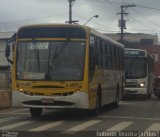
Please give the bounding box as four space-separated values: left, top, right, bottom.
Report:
92 94 101 116
112 86 119 108
146 90 151 99
157 92 160 99
148 93 151 99
30 108 42 117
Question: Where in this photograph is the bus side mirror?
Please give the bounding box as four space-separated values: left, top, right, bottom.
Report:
5 44 13 64
5 44 10 58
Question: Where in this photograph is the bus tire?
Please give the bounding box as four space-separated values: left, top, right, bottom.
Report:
92 91 101 116
30 108 42 117
146 89 151 99
157 92 160 99
148 93 151 99
112 86 119 108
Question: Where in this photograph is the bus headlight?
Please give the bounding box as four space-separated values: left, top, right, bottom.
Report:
18 88 24 92
140 83 145 87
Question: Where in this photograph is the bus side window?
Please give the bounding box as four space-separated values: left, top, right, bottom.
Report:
105 42 109 68
96 38 101 66
102 41 106 68
89 35 96 71
122 50 125 71
111 45 115 69
119 48 122 70
99 39 103 67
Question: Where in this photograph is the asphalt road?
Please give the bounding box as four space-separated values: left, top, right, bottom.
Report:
0 95 160 137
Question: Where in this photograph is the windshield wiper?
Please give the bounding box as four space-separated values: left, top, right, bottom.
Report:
36 46 40 72
129 56 138 67
126 56 138 78
50 41 69 70
51 46 58 70
32 40 40 72
45 41 69 80
45 46 58 80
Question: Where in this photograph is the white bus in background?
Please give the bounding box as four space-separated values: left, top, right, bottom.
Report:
124 48 154 98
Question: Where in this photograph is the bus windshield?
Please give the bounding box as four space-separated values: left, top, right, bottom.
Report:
16 41 85 81
125 57 147 79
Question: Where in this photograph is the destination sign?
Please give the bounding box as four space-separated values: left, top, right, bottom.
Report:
124 49 146 56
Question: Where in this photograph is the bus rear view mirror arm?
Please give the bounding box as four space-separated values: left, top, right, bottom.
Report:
7 57 13 64
5 44 13 64
5 33 16 64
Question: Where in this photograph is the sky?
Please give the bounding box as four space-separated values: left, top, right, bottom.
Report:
0 0 160 38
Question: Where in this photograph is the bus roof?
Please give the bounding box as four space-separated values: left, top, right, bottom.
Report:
18 23 124 48
90 28 124 49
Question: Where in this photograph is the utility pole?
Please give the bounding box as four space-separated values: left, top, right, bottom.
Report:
118 4 136 43
66 0 79 24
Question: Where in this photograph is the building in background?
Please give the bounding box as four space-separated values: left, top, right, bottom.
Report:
105 33 158 48
0 32 15 66
0 32 15 108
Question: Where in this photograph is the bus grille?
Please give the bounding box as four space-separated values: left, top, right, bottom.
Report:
23 91 74 96
126 84 139 88
23 100 74 106
126 81 139 88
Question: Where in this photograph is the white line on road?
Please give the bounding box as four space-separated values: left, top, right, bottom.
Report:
29 121 64 131
138 123 160 137
0 117 19 123
106 122 134 131
0 108 29 115
98 115 160 121
10 109 28 113
63 120 101 134
0 112 30 115
0 120 34 130
146 123 160 131
120 102 136 105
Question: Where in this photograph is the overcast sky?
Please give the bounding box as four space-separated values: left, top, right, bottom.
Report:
0 0 160 37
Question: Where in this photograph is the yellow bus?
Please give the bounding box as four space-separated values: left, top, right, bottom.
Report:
6 24 125 117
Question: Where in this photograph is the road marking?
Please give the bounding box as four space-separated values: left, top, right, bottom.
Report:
0 113 30 115
146 123 160 131
0 120 33 130
0 117 18 123
63 120 101 134
120 102 136 105
29 121 64 131
0 109 29 115
9 108 28 113
106 122 133 131
138 123 160 137
98 115 160 121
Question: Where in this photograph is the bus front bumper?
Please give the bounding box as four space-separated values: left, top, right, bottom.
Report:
12 91 89 109
124 87 147 96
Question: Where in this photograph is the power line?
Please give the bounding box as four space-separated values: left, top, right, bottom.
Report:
128 14 157 31
87 0 160 11
136 4 160 11
131 8 160 28
0 13 67 24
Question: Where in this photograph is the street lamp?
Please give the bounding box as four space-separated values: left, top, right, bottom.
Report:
84 15 99 25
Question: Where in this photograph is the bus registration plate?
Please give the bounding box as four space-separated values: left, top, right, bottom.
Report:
41 98 54 104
